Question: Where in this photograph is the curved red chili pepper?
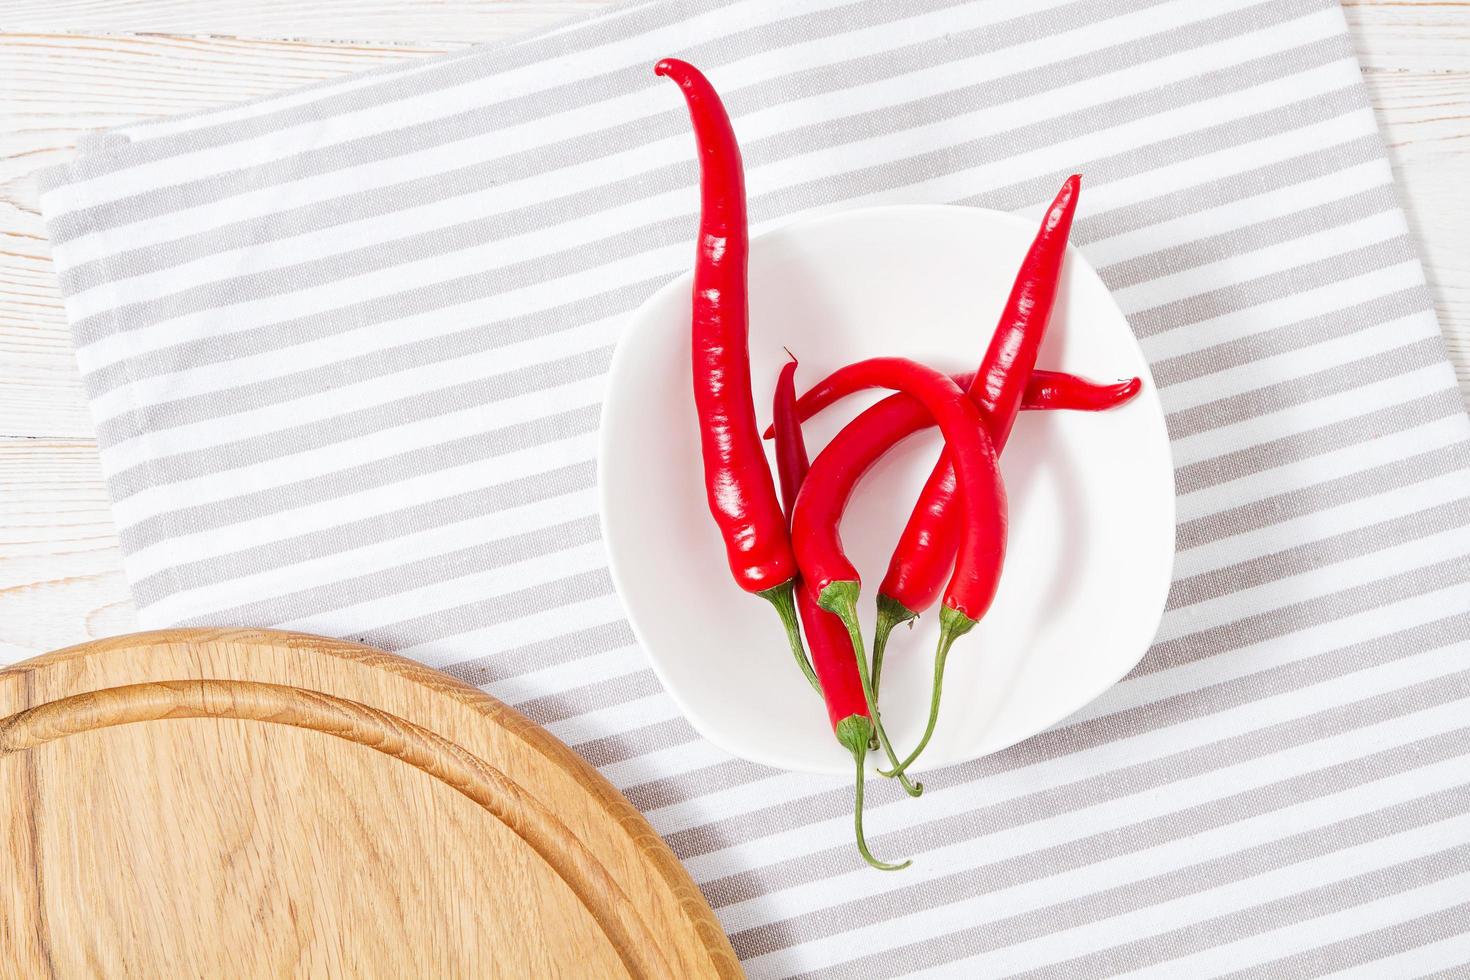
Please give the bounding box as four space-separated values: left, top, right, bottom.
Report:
657 58 818 695
791 357 1007 794
776 359 1140 690
761 368 1136 439
882 175 1083 777
773 356 909 871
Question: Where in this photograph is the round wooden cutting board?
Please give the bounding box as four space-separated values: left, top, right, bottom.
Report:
0 629 741 979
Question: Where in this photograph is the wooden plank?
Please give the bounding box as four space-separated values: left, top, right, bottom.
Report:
1343 0 1470 72
1362 69 1470 388
0 440 134 661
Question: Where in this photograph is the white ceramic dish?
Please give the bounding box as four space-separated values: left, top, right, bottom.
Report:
599 205 1174 775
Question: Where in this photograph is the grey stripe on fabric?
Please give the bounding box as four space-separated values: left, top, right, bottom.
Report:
676 641 1470 890
1173 387 1467 496
1165 337 1450 442
1150 285 1433 389
72 20 1348 352
182 515 603 631
307 566 616 651
94 281 657 449
577 716 701 769
953 84 1367 218
754 777 1470 967
1170 496 1470 616
1212 902 1470 980
514 668 664 726
694 666 1470 911
1417 965 1470 980
1176 441 1470 552
58 0 1200 297
626 758 773 815
107 346 611 502
82 270 658 402
1098 182 1400 291
129 461 596 608
117 403 600 555
617 611 1470 821
1070 132 1385 246
1129 234 1419 339
1007 843 1470 980
1138 555 1470 678
440 619 637 689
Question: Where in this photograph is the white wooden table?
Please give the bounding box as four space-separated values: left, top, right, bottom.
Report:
1 1 1466 661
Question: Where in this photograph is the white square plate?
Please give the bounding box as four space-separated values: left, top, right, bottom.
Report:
599 204 1174 775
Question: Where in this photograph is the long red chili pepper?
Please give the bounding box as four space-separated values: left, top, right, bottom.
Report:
773 356 909 871
761 369 1138 439
657 58 818 696
883 175 1082 777
791 358 1007 793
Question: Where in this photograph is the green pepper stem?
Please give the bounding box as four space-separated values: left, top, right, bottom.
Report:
881 604 976 779
871 593 918 697
818 581 922 797
759 581 821 697
835 715 911 871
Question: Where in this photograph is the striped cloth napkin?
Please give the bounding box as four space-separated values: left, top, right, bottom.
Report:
37 0 1470 975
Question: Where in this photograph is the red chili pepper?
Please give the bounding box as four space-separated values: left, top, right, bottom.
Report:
791 357 1007 794
883 175 1083 777
657 58 818 696
1023 371 1141 411
772 354 807 523
761 369 1137 439
773 356 909 871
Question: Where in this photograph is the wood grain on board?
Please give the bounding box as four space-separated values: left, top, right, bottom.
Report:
0 628 742 978
0 1 1467 659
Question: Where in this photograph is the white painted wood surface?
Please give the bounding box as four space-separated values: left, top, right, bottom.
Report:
1 1 1466 661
